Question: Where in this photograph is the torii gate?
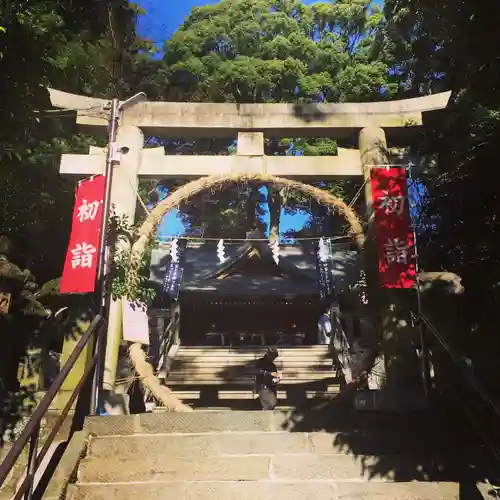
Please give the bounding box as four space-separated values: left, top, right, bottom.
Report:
49 88 451 407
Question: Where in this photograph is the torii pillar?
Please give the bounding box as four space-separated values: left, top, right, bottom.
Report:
103 125 144 394
359 126 427 409
359 126 389 391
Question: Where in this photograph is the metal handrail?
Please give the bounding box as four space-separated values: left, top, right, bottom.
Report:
415 311 500 419
414 311 500 467
0 315 106 499
156 315 178 375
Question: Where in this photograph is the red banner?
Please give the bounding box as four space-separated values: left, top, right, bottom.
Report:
60 175 105 294
370 167 416 288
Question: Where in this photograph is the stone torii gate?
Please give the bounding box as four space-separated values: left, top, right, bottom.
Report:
49 88 451 407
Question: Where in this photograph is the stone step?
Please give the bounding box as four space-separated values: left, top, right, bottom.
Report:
82 410 476 457
176 349 331 355
176 350 331 363
168 364 332 374
172 357 332 365
77 453 457 484
169 364 335 372
68 480 460 500
166 371 335 378
168 387 340 400
69 410 492 500
84 411 280 435
171 360 333 366
170 359 334 367
155 405 300 411
83 410 452 437
177 346 330 353
85 431 447 460
176 347 330 353
180 345 330 356
167 373 339 382
166 380 339 387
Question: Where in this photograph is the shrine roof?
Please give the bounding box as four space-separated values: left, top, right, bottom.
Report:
149 240 360 297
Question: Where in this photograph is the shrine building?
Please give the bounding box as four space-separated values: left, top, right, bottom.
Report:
148 237 367 347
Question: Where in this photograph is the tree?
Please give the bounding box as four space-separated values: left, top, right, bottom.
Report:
383 0 500 393
0 0 152 283
0 1 156 430
156 0 394 240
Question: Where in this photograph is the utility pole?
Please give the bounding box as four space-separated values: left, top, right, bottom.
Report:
97 97 120 309
92 93 146 414
97 92 147 312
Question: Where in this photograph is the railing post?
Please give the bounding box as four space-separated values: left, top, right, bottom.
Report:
89 331 99 416
418 318 431 404
412 311 429 406
24 423 40 500
0 317 103 497
89 323 105 416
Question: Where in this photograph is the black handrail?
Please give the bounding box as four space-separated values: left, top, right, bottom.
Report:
419 312 500 418
156 316 176 373
413 311 500 417
0 315 106 499
414 311 500 467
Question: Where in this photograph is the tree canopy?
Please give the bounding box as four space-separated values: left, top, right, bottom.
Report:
151 0 390 240
0 0 151 282
381 0 500 388
163 0 391 103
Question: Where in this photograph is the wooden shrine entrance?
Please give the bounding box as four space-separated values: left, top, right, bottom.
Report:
180 296 321 347
149 239 340 347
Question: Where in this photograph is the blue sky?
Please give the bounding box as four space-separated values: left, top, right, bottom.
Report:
137 0 314 240
137 0 319 42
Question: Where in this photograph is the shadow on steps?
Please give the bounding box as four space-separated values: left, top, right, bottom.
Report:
279 398 497 499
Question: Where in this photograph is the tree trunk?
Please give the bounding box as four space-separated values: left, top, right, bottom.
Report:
268 186 282 243
246 185 260 234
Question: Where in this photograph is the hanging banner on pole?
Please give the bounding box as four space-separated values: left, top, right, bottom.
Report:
370 167 417 288
60 175 105 294
316 237 334 300
163 261 183 300
163 240 184 300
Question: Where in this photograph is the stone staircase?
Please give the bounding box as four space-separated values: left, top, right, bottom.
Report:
62 409 492 500
162 346 340 409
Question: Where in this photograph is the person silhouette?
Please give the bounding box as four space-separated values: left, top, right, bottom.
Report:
255 348 281 410
317 306 332 345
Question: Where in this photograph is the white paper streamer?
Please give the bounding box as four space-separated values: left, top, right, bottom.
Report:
317 237 329 262
170 237 179 263
217 239 227 263
269 238 280 265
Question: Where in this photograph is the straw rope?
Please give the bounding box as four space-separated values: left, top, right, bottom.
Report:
128 343 193 412
131 173 365 260
127 173 365 411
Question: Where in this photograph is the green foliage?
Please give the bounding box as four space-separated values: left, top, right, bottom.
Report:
0 0 150 283
285 138 337 157
382 0 500 394
163 0 389 103
0 0 154 433
108 215 157 304
153 0 390 238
